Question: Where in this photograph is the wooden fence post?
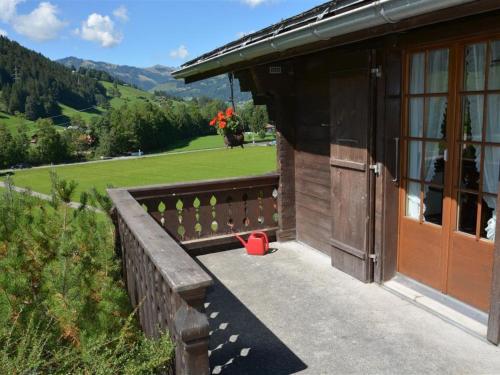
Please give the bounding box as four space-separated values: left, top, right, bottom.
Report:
174 289 211 375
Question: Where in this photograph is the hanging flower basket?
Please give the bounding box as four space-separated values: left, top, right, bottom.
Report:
209 108 245 148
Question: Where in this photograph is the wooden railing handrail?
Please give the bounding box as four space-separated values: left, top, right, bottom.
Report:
108 188 213 293
127 173 279 200
108 174 280 374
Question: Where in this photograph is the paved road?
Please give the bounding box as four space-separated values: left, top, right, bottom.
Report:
0 181 102 213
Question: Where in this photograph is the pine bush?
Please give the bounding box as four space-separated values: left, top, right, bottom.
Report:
0 176 174 373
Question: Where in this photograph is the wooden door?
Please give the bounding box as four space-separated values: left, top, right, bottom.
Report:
447 39 498 311
398 47 453 291
330 50 375 283
398 38 499 312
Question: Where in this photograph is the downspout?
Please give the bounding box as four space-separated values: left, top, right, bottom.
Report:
172 0 476 79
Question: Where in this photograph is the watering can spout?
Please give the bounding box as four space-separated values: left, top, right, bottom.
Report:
235 234 247 248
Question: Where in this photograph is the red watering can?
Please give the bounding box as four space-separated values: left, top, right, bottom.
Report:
235 231 269 256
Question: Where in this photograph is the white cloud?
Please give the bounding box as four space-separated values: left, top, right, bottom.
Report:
12 2 66 41
76 13 122 48
169 45 188 59
0 28 7 37
242 0 267 7
113 5 128 22
0 0 23 22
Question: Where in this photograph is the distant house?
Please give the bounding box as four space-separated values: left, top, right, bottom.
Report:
264 123 275 134
173 0 500 344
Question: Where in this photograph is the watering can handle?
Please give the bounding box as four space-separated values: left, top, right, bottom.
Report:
255 231 269 246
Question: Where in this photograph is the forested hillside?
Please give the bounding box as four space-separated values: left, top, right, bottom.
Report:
0 37 108 120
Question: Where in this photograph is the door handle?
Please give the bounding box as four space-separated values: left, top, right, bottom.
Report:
392 137 399 184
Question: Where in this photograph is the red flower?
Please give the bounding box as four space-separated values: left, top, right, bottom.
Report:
217 111 225 121
209 118 216 126
219 121 227 129
225 107 234 117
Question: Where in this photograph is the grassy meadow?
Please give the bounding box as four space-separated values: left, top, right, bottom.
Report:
4 145 277 196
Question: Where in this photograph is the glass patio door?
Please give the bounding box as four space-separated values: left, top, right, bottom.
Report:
398 47 452 291
447 40 499 311
399 39 498 312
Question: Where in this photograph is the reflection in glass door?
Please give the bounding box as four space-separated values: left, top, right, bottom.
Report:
457 41 500 241
405 49 449 226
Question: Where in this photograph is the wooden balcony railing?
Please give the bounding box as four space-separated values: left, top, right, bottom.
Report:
108 173 279 374
128 174 280 251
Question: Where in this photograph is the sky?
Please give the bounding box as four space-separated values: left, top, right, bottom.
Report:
0 0 324 68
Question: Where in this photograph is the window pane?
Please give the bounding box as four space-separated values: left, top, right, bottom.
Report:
427 49 449 93
460 143 481 191
489 40 500 90
424 142 445 185
408 141 422 180
486 94 500 142
462 95 484 142
409 97 424 137
410 52 425 94
423 185 443 225
481 194 496 241
426 97 447 139
483 146 500 194
464 43 486 91
457 192 477 235
406 181 421 219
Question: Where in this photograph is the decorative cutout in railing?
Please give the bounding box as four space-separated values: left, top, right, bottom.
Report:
131 174 280 246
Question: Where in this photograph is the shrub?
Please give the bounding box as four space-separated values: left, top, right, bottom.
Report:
0 176 174 373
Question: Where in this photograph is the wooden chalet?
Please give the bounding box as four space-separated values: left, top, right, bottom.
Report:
172 0 500 345
108 1 500 373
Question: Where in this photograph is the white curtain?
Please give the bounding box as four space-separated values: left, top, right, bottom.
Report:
465 95 483 141
427 49 449 93
465 44 500 240
406 53 426 219
410 53 425 94
424 97 447 184
483 95 500 240
409 98 423 137
465 43 485 91
407 182 420 219
489 41 500 90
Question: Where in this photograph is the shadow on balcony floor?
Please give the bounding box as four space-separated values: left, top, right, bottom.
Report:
197 259 307 375
196 242 500 375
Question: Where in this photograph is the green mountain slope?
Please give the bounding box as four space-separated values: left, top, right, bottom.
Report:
58 56 251 101
1 80 156 134
0 37 107 121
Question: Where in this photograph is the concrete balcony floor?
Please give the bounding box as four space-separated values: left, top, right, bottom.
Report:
196 241 500 375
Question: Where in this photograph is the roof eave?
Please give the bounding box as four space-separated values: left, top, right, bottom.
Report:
172 0 476 81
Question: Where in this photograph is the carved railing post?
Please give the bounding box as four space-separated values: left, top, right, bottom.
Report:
174 288 210 375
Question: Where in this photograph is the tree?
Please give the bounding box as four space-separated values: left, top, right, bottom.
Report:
250 105 268 135
0 124 13 168
24 95 41 120
8 84 25 114
0 124 29 168
31 119 70 164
